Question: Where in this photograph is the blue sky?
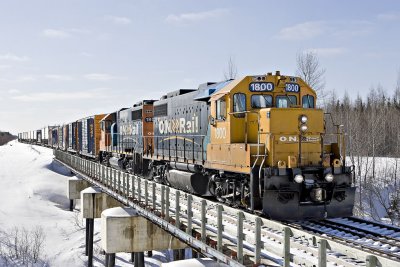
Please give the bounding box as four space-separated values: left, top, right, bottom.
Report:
1 0 400 133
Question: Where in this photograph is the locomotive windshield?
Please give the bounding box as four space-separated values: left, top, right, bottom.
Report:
276 95 297 108
251 94 272 108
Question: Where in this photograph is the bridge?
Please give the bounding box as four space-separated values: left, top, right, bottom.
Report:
54 149 398 267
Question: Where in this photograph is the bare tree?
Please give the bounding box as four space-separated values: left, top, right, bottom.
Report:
224 56 238 80
296 51 326 101
395 69 400 109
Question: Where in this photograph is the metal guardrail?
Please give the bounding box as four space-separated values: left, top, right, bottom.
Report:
53 149 398 267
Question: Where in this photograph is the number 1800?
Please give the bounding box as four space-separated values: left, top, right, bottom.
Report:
285 83 300 92
249 82 274 92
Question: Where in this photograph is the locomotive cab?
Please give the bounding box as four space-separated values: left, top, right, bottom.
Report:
206 71 355 220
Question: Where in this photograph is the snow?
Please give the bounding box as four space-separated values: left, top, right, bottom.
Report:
0 141 190 266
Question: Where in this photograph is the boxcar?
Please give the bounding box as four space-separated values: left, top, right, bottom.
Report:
79 114 105 158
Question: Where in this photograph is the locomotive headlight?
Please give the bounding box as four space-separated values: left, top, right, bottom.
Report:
300 125 308 132
294 174 304 183
325 173 334 182
300 115 308 124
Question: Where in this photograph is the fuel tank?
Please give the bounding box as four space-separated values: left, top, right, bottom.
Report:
166 169 210 196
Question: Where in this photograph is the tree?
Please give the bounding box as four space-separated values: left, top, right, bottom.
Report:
296 51 326 102
224 56 238 80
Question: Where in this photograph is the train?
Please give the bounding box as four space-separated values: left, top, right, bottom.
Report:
18 71 356 220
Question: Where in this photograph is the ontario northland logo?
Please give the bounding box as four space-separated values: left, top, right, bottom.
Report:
158 114 199 134
279 135 320 143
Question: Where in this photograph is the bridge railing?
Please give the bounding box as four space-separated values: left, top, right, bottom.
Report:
54 149 393 267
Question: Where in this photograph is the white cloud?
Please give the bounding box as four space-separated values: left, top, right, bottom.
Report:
105 15 132 25
84 73 118 81
8 89 20 94
166 9 229 24
276 20 373 41
276 21 325 40
0 75 37 83
0 64 11 70
304 47 346 57
377 12 400 21
12 91 99 102
44 74 73 81
42 29 71 39
0 53 29 62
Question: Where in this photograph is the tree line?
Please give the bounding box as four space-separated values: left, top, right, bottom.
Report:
0 131 16 146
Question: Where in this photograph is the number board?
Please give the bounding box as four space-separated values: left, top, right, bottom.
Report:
285 83 300 93
249 82 274 92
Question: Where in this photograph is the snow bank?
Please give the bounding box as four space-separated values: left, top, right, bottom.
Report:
0 141 187 266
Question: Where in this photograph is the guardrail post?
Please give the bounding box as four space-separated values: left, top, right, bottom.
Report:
201 200 207 243
107 167 110 187
123 173 127 198
113 169 117 191
165 187 170 221
137 177 142 203
144 180 148 207
366 255 377 267
152 183 156 211
237 211 244 263
217 205 223 252
126 173 130 199
255 217 261 265
101 165 105 184
131 175 135 199
175 191 180 228
283 227 291 267
90 161 92 177
318 239 327 267
117 171 121 193
161 185 165 216
186 195 192 235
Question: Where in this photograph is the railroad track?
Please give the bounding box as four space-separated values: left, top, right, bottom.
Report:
53 149 400 266
292 217 400 262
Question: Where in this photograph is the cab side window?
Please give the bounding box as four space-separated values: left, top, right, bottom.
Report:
302 95 315 108
216 98 226 120
233 93 246 118
276 95 297 108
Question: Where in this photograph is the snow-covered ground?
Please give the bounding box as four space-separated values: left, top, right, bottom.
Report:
0 141 178 266
347 156 400 225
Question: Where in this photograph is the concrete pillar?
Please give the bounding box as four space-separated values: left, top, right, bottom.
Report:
67 177 90 211
101 207 187 255
80 187 121 267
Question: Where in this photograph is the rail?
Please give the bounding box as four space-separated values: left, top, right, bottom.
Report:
53 149 398 267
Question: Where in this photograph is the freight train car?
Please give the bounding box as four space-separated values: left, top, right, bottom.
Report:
99 102 155 174
79 114 105 158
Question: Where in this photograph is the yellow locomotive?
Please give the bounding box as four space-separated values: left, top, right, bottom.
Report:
205 71 355 219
